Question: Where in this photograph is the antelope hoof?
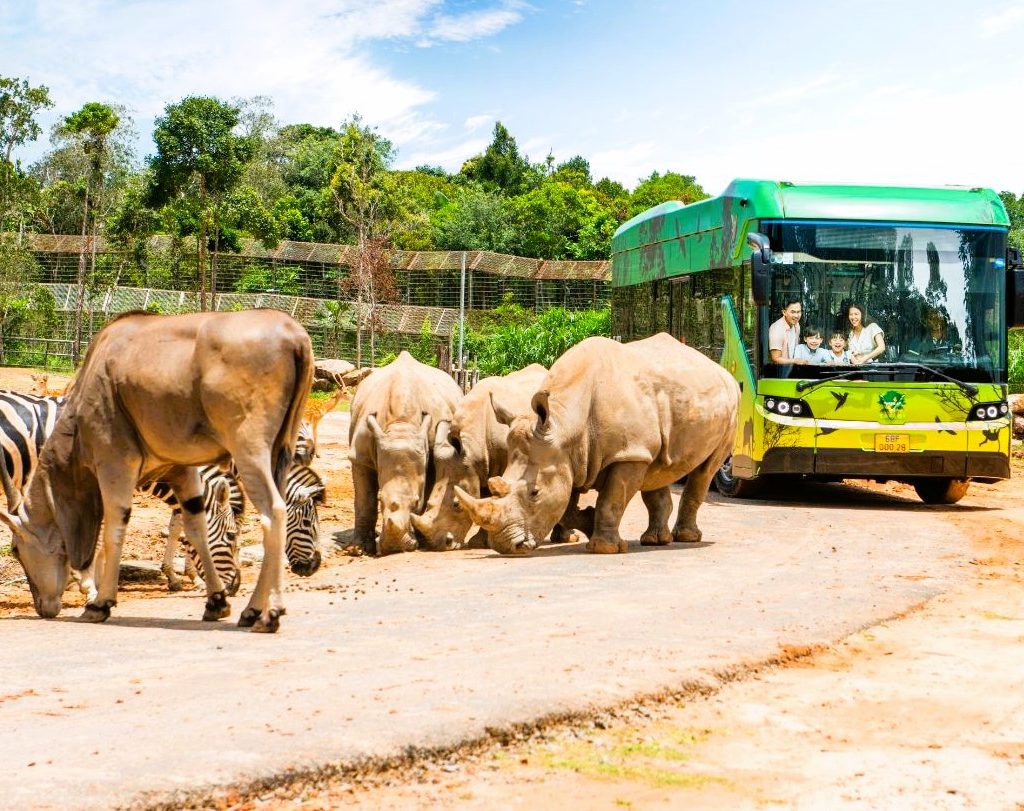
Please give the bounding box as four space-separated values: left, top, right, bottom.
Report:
203 591 231 622
640 529 673 546
238 606 261 628
674 526 702 543
251 609 282 634
81 602 112 623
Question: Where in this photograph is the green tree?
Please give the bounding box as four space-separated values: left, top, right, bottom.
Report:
0 236 55 362
460 122 539 196
508 180 619 259
60 102 120 362
330 115 406 364
628 171 708 217
431 184 517 253
149 96 257 309
0 76 52 230
1000 191 1024 252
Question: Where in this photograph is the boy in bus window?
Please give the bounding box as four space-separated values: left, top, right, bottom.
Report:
768 299 803 366
826 330 852 365
794 325 831 364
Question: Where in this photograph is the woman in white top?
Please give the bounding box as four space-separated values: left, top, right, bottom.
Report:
844 302 885 365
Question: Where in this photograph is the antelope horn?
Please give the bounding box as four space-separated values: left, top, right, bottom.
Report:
0 456 22 513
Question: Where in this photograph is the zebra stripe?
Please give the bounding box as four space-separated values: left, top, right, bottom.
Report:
284 463 325 577
0 392 64 492
141 465 245 595
294 420 315 466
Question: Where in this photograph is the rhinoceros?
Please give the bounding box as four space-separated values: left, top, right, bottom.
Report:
454 333 739 555
349 351 463 555
410 364 548 550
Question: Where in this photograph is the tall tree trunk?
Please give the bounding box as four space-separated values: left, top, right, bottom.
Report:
211 205 219 310
198 182 208 311
72 179 90 365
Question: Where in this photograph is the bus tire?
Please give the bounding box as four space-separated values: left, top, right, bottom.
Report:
912 478 970 505
713 457 763 498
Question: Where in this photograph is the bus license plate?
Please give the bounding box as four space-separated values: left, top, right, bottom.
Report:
875 433 909 453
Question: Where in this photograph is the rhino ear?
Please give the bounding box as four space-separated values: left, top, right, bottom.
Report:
490 392 517 426
487 476 511 497
532 390 551 430
434 419 450 450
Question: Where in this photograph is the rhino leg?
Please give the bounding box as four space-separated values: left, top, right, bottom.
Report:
351 463 380 555
586 462 646 554
673 447 728 543
551 492 595 543
640 486 673 545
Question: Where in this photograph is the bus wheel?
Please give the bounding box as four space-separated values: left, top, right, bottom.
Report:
912 478 970 505
713 457 763 498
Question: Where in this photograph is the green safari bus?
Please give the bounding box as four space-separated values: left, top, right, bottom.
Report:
611 179 1024 503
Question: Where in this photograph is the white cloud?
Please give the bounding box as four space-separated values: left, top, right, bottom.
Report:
419 2 526 45
589 142 658 189
396 136 490 172
5 0 524 164
464 114 495 132
980 4 1024 36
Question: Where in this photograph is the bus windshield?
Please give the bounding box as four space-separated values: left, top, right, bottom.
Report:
761 221 1007 383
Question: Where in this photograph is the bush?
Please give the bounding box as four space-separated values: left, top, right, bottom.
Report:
464 304 610 376
1010 329 1024 393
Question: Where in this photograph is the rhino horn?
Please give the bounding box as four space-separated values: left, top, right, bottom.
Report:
367 413 385 440
453 485 499 531
410 512 428 535
0 457 21 513
487 476 512 497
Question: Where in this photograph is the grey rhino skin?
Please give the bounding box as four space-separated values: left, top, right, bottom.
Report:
348 351 463 555
455 333 739 555
412 364 548 550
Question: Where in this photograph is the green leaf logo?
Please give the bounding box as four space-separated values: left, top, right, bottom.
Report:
878 390 906 421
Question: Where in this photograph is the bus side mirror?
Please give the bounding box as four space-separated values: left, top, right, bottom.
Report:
747 232 771 305
1008 249 1024 327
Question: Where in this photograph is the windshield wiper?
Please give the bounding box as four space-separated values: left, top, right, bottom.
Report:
795 363 977 396
795 369 866 393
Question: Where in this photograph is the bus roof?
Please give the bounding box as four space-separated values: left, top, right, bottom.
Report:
611 179 1009 286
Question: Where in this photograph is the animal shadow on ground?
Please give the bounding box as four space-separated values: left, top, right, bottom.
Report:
704 481 995 514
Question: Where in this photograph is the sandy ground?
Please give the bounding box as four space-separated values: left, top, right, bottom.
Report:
1 366 1022 809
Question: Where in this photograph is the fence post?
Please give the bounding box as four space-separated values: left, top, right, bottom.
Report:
458 251 466 371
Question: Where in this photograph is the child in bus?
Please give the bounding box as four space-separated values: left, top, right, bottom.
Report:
793 325 831 364
826 329 852 365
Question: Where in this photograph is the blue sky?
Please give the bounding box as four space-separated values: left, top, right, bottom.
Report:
3 0 1024 195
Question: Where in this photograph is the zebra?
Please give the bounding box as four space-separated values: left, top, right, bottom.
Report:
142 465 246 595
0 391 64 504
294 419 315 466
284 463 326 576
0 391 245 599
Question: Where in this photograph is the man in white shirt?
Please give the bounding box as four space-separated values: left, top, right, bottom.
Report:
768 299 803 368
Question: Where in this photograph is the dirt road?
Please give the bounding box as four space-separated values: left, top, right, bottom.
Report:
0 367 1021 809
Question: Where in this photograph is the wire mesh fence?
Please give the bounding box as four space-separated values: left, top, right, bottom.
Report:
10 235 612 370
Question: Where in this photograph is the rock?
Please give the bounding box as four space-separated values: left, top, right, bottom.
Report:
1014 415 1024 438
314 359 373 391
1009 393 1024 416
